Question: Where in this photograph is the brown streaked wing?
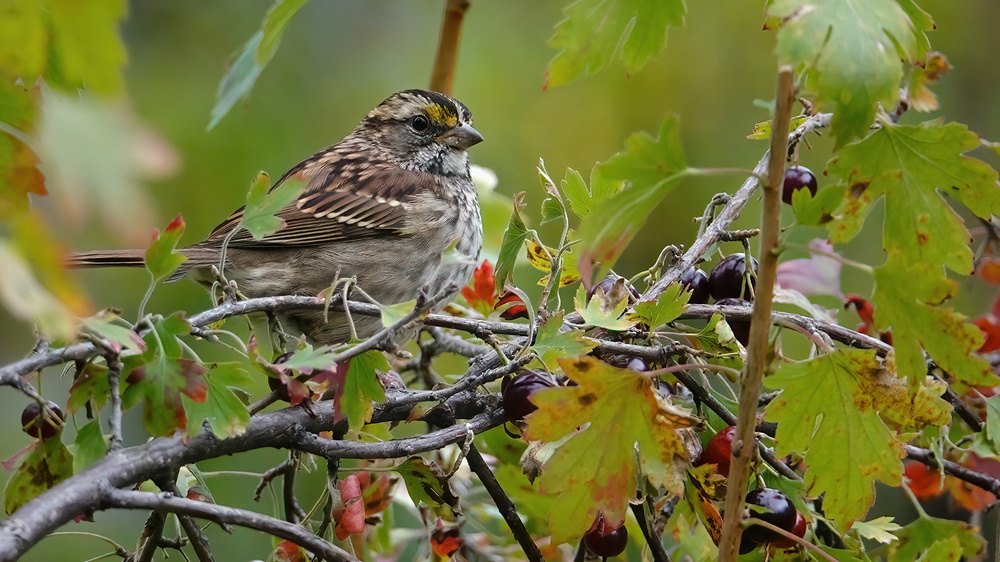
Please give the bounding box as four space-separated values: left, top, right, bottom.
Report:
196 163 432 249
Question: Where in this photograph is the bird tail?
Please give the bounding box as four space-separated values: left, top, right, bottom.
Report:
65 249 148 268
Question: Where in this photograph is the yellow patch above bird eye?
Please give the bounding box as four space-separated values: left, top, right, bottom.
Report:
423 104 458 127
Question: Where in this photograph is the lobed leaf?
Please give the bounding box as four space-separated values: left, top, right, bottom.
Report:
546 0 685 88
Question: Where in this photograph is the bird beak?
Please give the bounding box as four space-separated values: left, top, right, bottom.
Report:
438 124 484 149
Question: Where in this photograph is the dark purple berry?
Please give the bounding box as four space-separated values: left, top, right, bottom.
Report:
782 165 818 205
679 268 710 304
584 513 628 557
709 254 758 301
773 512 807 548
21 401 65 440
715 298 752 345
502 372 556 423
744 488 797 546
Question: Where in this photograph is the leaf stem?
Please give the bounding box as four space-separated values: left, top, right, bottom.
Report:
718 66 796 562
743 518 836 562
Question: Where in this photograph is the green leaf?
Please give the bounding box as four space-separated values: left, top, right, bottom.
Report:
494 191 530 292
850 516 902 544
983 394 1000 448
209 0 308 129
574 284 637 331
4 437 74 515
561 165 621 219
46 0 127 95
396 457 459 513
791 182 846 227
341 350 389 429
273 344 339 373
578 116 688 282
0 240 78 340
144 215 187 282
827 120 1000 274
530 312 597 369
183 363 254 438
72 420 107 473
768 0 930 146
0 0 47 80
81 312 145 353
239 171 306 241
68 363 110 414
764 349 911 525
546 0 685 88
380 299 417 328
873 256 998 387
121 313 204 436
630 282 689 329
889 515 984 561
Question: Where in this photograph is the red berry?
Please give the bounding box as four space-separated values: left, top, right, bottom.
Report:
21 401 65 440
679 268 710 304
715 298 752 345
584 513 628 557
743 488 797 545
782 165 818 205
709 254 758 301
773 512 807 549
696 426 736 475
502 372 556 423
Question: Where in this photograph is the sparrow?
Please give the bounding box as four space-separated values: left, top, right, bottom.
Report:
68 89 484 345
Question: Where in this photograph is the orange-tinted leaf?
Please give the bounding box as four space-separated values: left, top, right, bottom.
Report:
973 317 1000 353
460 260 497 316
272 540 305 562
976 257 1000 284
430 520 463 558
523 356 694 544
947 454 1000 511
904 461 945 500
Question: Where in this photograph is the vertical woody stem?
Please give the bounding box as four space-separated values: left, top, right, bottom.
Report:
716 65 795 562
430 0 470 94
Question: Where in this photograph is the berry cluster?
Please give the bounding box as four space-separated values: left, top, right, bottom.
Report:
680 253 758 344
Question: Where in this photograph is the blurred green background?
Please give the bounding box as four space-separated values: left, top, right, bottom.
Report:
2 0 999 559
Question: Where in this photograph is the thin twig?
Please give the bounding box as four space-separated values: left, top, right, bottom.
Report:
630 502 669 562
99 488 356 562
904 444 1000 498
466 444 544 561
106 355 124 451
136 511 166 562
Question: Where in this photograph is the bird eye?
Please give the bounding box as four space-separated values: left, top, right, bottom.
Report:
411 115 430 132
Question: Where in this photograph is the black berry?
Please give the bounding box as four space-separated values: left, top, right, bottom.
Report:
773 511 807 549
782 165 818 205
584 513 628 557
502 372 556 423
744 488 797 546
21 401 65 440
696 426 736 475
709 254 758 301
679 268 710 304
715 298 752 345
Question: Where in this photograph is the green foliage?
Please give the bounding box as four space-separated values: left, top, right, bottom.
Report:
183 363 254 438
546 0 685 88
530 312 597 369
4 438 73 515
768 0 931 146
239 171 306 241
341 350 389 429
630 282 689 329
71 420 107 473
144 215 187 282
494 191 531 292
577 116 688 282
888 515 985 560
764 349 949 525
209 0 308 129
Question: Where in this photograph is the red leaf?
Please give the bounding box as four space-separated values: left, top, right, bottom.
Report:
844 294 876 326
496 290 529 320
430 519 464 558
461 260 498 315
334 474 366 540
948 454 1000 511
